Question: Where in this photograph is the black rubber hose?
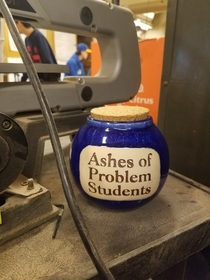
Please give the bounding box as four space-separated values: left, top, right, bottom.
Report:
0 1 115 279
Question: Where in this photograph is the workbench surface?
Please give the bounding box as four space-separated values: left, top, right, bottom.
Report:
1 147 210 280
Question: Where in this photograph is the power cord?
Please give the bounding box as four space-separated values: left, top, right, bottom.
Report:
0 1 115 279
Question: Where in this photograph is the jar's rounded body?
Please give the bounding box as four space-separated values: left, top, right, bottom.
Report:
70 116 169 209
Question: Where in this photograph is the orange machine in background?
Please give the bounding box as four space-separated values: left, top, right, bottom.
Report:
91 38 165 124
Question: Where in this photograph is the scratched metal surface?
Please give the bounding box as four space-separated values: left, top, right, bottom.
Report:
1 144 210 280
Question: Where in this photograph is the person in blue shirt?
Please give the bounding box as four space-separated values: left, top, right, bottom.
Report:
15 21 60 82
65 43 91 76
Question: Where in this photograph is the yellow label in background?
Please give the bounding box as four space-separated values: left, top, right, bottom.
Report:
0 212 2 225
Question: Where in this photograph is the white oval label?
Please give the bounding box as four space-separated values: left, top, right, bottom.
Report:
79 146 160 201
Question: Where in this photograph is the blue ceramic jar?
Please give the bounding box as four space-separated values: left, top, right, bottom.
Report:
70 106 169 209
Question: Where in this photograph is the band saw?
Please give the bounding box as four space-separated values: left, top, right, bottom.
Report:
0 0 140 246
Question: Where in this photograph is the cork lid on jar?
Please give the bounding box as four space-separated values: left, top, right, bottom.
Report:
90 106 149 122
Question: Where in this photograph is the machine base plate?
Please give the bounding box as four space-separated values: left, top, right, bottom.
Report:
0 175 59 246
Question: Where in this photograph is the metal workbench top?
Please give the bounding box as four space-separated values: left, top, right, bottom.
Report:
1 147 210 280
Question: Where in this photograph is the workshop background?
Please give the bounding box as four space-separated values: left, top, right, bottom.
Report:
1 0 210 280
0 1 166 125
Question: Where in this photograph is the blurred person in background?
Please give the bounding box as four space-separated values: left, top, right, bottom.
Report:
15 21 60 82
65 43 91 76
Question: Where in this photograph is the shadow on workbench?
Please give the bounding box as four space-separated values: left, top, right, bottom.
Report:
153 248 210 280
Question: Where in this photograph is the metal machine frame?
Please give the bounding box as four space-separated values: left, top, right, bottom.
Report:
0 0 140 116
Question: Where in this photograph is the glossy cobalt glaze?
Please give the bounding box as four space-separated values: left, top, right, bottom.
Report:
70 116 169 209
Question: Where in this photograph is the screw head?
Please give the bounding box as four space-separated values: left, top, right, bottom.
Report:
2 120 12 130
78 78 84 84
90 24 97 33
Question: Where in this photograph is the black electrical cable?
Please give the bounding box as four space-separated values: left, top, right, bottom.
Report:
0 1 115 279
